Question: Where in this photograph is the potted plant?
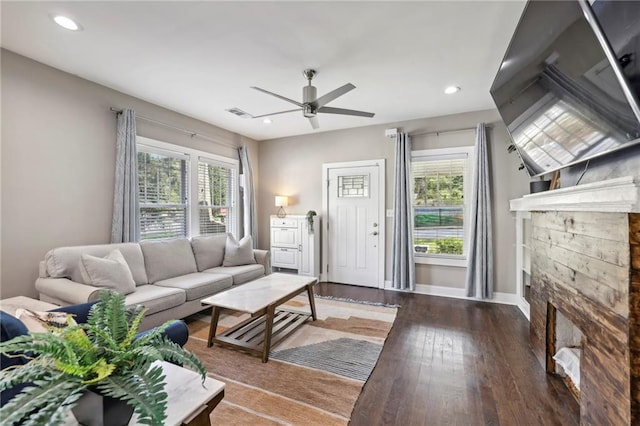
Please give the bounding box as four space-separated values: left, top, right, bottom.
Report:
0 290 206 425
306 210 317 234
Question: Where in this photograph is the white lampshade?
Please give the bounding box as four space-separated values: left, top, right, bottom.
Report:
275 196 288 207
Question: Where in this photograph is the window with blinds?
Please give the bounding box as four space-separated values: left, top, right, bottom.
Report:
136 137 240 241
198 160 237 235
138 150 188 240
411 148 471 257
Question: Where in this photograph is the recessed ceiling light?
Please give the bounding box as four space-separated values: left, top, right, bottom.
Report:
444 86 461 95
52 15 82 31
263 118 272 124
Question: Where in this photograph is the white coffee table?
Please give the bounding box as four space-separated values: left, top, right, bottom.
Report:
201 273 318 362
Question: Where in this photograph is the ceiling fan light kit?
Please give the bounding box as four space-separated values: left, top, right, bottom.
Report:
238 69 375 130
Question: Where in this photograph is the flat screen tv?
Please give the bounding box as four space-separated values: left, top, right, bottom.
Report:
490 0 640 177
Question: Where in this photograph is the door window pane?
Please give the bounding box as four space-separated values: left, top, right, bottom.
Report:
338 174 369 198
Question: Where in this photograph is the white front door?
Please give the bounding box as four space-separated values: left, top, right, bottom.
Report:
324 161 384 287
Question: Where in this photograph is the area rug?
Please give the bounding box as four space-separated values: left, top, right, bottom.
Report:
184 295 398 425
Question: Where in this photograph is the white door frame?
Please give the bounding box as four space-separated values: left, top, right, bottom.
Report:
322 159 385 288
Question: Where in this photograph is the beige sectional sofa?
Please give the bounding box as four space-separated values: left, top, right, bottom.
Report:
35 235 270 329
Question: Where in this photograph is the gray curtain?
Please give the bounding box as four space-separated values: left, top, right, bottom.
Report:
392 132 415 290
238 145 257 248
465 123 493 298
110 109 139 243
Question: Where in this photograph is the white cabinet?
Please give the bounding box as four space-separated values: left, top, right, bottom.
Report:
270 215 320 277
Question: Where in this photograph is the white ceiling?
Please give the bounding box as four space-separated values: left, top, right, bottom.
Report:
1 1 526 141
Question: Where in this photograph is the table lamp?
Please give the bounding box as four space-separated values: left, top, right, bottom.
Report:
275 196 288 218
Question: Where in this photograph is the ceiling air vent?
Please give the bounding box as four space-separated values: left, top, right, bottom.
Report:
226 107 253 118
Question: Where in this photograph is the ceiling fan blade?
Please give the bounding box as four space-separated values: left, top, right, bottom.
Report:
251 86 304 107
318 106 375 118
252 109 301 119
313 83 356 108
308 116 319 129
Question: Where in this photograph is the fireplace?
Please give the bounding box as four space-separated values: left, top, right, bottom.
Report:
510 176 640 425
550 306 584 401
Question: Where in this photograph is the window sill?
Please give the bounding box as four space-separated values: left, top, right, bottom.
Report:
415 255 467 268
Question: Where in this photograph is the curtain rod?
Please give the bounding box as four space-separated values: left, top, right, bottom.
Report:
410 125 492 137
110 107 238 149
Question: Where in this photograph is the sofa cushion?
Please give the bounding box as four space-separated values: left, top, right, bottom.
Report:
140 239 198 283
79 250 136 295
124 285 185 316
154 272 232 301
222 234 256 267
190 234 227 271
203 264 265 285
45 243 148 286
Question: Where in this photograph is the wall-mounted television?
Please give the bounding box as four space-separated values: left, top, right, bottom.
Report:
490 0 640 178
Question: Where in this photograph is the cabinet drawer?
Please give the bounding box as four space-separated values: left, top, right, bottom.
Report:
272 247 298 268
271 228 298 247
271 218 298 228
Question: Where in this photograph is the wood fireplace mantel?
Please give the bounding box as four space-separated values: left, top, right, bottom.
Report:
510 176 640 425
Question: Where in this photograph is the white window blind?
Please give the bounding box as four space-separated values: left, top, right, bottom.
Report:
138 149 189 240
136 137 240 240
198 158 237 236
411 148 470 257
412 156 466 207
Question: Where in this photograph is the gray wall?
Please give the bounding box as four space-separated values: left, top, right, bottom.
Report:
258 110 530 294
1 50 259 298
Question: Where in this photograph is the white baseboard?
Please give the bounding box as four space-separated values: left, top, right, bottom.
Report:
517 299 530 321
383 280 519 306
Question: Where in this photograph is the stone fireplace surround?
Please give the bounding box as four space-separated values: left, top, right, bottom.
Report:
510 176 640 425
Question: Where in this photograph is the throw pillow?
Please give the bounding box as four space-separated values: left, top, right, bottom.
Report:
79 249 136 295
222 234 256 267
15 309 77 333
190 234 227 271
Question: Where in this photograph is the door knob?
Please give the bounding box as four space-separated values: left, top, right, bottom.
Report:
371 231 378 236
373 223 378 227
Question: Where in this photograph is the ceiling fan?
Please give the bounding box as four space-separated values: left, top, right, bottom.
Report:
250 69 375 129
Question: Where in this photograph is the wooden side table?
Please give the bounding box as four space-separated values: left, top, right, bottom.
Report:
160 361 225 426
62 361 224 426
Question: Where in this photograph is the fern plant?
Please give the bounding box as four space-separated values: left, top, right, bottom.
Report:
0 290 206 426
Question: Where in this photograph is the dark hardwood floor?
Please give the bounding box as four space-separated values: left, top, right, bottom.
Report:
314 283 579 426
